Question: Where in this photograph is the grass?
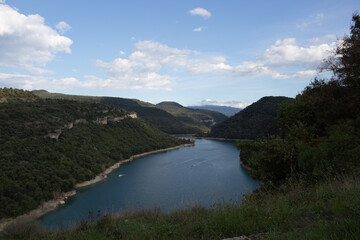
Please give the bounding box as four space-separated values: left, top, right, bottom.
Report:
1 172 359 240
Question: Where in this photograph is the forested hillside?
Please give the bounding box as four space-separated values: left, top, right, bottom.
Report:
208 96 292 139
0 88 189 218
238 14 360 184
32 90 208 134
156 101 228 129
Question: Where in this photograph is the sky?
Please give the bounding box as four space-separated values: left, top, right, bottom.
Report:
0 0 358 107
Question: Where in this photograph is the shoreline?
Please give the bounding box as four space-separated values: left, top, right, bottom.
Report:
0 143 194 232
191 136 244 141
75 143 194 188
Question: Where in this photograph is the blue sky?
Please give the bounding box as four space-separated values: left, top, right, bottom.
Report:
0 0 358 107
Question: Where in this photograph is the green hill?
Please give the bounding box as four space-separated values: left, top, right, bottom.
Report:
208 96 292 139
0 88 189 219
156 101 228 131
32 90 205 134
0 88 39 103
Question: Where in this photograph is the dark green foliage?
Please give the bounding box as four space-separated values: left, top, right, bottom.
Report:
0 90 188 219
238 14 360 183
208 96 292 139
321 13 360 87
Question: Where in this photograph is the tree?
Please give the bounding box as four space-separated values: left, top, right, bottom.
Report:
322 13 360 87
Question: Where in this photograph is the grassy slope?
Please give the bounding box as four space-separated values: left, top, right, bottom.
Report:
3 172 359 240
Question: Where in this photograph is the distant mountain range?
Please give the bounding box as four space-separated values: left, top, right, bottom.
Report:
207 96 293 139
156 102 228 129
187 105 242 117
32 90 228 134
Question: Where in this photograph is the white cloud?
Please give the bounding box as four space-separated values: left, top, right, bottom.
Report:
55 21 71 34
95 40 234 90
93 38 336 90
0 4 73 73
193 27 202 32
0 0 6 3
189 8 211 19
196 99 250 109
316 13 324 19
232 61 271 77
272 70 318 79
297 13 324 28
309 34 336 43
119 50 125 55
263 38 335 67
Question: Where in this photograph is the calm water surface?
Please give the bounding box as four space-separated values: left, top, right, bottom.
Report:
40 139 259 229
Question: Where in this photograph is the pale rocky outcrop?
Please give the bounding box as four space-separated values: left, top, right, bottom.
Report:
108 116 125 122
0 97 7 103
45 113 137 140
63 122 73 129
74 119 88 125
44 129 62 140
93 117 108 125
129 113 137 119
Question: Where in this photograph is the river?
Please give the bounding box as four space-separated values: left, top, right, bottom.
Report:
40 139 259 229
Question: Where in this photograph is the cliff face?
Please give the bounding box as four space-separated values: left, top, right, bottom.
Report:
45 113 138 140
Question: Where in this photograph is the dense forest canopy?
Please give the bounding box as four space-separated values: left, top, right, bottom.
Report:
238 14 360 184
0 89 189 218
208 96 292 139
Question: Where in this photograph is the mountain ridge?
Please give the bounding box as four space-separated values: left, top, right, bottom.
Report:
208 96 292 139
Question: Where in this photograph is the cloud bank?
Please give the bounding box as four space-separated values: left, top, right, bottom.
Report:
0 4 73 73
196 99 250 109
93 37 336 90
1 36 336 91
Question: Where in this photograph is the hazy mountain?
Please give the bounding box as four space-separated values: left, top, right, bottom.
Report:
187 105 242 117
156 101 228 130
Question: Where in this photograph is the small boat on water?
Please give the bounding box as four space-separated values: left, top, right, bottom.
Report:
118 174 124 177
